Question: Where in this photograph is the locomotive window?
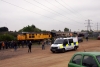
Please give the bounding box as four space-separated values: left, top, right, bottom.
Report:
29 36 31 38
32 36 34 38
32 34 34 36
49 35 51 37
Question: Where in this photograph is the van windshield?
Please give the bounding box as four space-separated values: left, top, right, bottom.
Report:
54 39 64 44
96 55 100 64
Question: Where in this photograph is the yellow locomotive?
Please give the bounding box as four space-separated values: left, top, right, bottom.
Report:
17 32 53 41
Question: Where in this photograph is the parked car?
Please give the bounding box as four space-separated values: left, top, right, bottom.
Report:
97 35 100 40
78 37 83 42
68 52 100 67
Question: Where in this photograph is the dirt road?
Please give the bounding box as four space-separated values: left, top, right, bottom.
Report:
0 40 100 67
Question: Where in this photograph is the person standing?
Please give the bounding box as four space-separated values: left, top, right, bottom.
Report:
2 41 5 50
0 41 2 50
21 41 24 48
28 41 32 53
14 41 17 51
86 36 88 41
42 40 45 50
17 41 20 48
25 40 28 47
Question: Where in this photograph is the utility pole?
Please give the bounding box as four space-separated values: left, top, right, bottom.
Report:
85 19 92 31
97 22 98 32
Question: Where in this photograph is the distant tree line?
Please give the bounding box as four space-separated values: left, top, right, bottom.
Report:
0 25 70 41
0 34 16 41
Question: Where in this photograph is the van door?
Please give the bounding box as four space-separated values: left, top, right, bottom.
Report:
63 39 69 50
68 39 74 50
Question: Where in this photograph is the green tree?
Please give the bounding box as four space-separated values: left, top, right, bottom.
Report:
18 25 41 32
0 27 8 32
64 28 69 32
0 34 15 41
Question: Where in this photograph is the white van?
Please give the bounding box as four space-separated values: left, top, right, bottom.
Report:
50 37 79 53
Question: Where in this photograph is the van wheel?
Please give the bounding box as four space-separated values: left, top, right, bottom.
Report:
74 47 77 51
62 48 65 53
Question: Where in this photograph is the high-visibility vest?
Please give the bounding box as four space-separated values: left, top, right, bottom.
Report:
2 42 5 46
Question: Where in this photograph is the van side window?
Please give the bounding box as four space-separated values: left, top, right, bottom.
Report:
68 39 73 45
72 54 82 65
63 39 68 46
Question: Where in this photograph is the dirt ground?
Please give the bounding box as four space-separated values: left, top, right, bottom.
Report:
0 39 100 67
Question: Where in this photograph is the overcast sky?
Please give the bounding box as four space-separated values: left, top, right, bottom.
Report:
0 0 100 32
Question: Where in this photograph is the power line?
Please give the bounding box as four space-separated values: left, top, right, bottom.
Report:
54 0 86 24
0 0 64 23
96 22 100 32
1 0 86 33
45 0 66 13
97 22 98 31
33 0 65 16
1 0 82 27
24 0 81 26
61 0 88 19
24 0 65 17
45 0 84 24
33 0 84 25
45 0 74 16
55 0 86 20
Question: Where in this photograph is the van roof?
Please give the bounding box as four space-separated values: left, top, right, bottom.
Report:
56 37 77 39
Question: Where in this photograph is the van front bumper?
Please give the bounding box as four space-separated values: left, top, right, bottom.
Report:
50 47 63 52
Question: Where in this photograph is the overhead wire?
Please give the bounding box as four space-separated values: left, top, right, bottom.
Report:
24 0 62 17
1 0 80 27
33 0 84 25
55 0 87 23
24 0 77 26
24 0 74 24
45 0 87 27
24 0 83 26
0 0 62 22
51 0 86 21
61 0 88 19
1 0 85 29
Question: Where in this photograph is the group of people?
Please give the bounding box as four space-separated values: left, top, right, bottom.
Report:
27 40 48 53
0 39 52 53
0 41 18 51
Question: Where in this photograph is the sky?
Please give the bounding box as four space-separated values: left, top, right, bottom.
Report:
0 0 100 32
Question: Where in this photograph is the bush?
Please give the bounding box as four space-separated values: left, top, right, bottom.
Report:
0 34 16 41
